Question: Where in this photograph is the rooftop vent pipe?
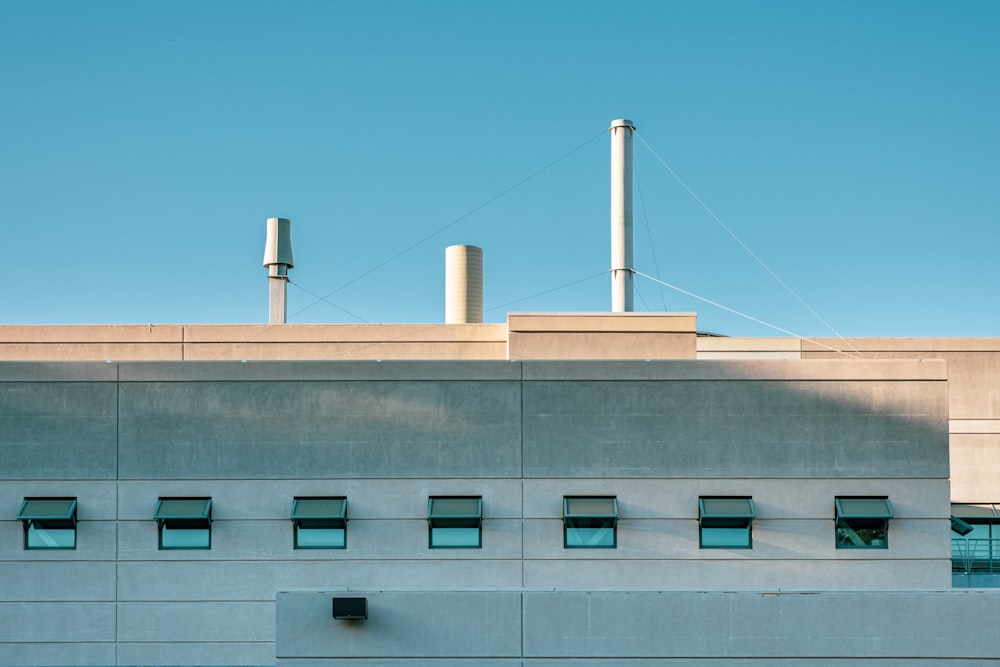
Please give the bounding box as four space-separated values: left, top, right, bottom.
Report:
263 217 294 324
610 119 635 312
445 244 483 324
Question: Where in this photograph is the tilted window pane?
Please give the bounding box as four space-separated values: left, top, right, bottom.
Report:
431 527 481 548
699 497 755 518
835 498 892 519
18 498 77 521
701 526 751 548
565 523 616 548
26 524 76 549
564 497 617 517
836 518 888 548
428 497 481 518
155 498 212 521
160 525 211 549
291 497 347 521
296 526 346 549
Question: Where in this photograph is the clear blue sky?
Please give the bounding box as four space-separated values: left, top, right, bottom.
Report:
2 1 998 338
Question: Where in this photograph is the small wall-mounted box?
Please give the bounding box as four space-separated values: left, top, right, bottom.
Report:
332 597 368 620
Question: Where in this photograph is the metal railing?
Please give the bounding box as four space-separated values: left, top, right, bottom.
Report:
952 538 1000 574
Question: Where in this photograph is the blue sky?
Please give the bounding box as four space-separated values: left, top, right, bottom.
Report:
2 1 998 337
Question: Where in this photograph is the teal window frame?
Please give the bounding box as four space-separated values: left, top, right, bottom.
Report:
699 497 755 549
154 497 212 550
835 497 892 549
563 496 618 549
291 497 347 549
18 498 78 550
428 496 482 548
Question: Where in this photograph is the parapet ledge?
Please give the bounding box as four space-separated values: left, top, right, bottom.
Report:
508 312 697 333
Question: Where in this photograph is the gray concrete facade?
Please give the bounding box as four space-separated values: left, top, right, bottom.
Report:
1 358 987 666
277 589 1000 665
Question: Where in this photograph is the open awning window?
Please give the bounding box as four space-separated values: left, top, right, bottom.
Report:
291 497 347 549
428 497 482 548
835 497 892 549
563 496 618 548
699 497 755 549
154 498 212 549
18 498 78 549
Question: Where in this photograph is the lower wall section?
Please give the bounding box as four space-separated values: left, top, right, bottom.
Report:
0 643 115 667
277 591 521 659
523 591 995 658
115 641 275 666
277 589 1000 665
278 663 1000 667
953 573 1000 588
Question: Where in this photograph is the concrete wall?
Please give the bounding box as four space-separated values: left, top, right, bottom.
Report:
0 324 509 361
698 337 1000 503
0 359 958 666
277 589 1000 665
0 313 699 363
508 312 697 360
804 339 1000 504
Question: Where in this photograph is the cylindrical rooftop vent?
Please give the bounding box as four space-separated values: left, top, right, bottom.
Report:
263 217 294 268
445 245 483 324
263 217 294 324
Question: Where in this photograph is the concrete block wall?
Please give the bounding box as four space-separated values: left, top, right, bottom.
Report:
0 359 954 666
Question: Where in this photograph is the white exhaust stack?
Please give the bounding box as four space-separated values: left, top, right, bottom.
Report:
445 244 483 324
262 217 294 324
610 119 635 312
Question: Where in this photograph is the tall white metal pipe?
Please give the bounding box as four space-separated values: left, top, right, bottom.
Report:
610 119 635 312
262 217 294 324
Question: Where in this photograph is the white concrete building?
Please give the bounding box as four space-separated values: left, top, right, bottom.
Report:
3 116 998 663
1 313 998 665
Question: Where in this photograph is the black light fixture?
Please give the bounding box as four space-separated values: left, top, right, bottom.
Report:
951 515 974 536
332 597 368 620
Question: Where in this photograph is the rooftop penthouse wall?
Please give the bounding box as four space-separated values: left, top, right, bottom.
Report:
0 313 698 362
